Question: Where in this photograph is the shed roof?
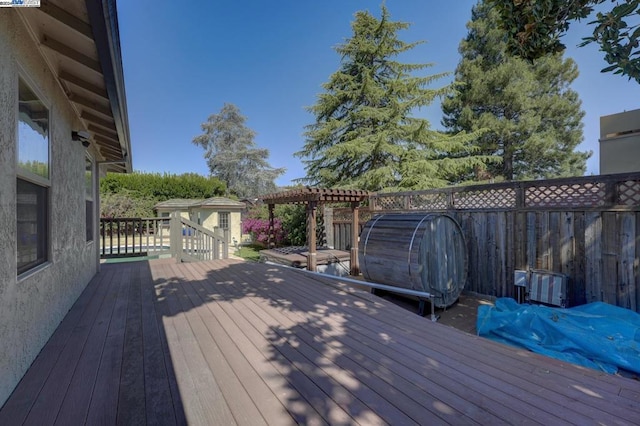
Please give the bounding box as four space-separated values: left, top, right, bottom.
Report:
200 197 246 208
154 199 203 209
261 188 370 205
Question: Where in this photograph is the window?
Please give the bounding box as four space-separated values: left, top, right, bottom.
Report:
219 212 229 229
17 77 50 275
85 156 93 242
18 78 49 180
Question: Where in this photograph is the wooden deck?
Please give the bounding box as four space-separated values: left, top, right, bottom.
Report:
1 259 639 425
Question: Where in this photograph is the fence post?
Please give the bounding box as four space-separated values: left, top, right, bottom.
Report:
515 184 525 209
324 206 334 249
604 181 618 206
170 211 182 263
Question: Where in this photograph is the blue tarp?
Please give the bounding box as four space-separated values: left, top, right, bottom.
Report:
477 298 640 374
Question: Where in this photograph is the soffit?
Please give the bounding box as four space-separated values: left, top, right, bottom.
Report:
18 0 131 173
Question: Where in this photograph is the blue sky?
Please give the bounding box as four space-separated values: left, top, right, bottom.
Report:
118 1 639 187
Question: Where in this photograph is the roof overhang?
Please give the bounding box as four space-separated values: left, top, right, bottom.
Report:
18 0 132 172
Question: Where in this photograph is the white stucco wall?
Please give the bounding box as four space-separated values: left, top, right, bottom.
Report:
200 209 243 246
0 11 99 406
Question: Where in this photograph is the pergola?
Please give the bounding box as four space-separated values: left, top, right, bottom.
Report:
261 188 370 275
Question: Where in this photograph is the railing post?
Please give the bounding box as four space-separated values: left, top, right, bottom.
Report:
223 229 230 259
213 227 220 259
170 211 182 263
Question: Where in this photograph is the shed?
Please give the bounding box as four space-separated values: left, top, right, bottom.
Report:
154 197 246 247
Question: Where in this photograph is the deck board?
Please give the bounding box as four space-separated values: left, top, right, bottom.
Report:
217 262 544 425
288 267 640 423
85 264 131 426
116 262 147 426
22 266 118 426
2 258 640 425
54 264 128 425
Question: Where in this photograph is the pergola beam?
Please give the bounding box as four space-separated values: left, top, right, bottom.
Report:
262 187 370 274
307 201 317 272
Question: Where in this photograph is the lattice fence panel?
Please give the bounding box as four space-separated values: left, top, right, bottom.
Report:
525 182 605 208
333 209 353 222
332 208 373 223
617 180 640 206
407 192 449 210
374 195 406 211
360 210 373 223
453 188 516 209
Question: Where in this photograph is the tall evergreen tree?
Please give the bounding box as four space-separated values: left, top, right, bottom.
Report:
442 1 590 181
193 103 285 198
296 6 490 191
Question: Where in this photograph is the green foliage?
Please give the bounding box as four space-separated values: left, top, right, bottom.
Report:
490 0 640 83
100 171 226 217
296 5 491 191
245 204 307 246
100 189 157 218
442 1 591 181
277 204 307 246
193 103 285 198
101 172 226 200
18 161 48 178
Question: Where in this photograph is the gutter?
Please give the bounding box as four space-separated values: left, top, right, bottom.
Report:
85 0 132 173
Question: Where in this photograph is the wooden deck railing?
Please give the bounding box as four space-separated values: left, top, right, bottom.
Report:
100 212 229 262
173 215 229 262
100 217 171 258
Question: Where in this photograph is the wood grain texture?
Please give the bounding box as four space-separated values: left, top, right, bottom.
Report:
2 259 640 425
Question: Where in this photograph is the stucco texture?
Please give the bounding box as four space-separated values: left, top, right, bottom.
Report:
200 209 243 246
0 12 99 407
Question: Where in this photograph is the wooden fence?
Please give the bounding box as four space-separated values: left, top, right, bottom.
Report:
331 172 640 311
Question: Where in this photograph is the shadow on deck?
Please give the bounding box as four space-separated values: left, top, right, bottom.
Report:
1 258 639 425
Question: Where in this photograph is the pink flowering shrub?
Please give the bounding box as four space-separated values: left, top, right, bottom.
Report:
243 217 286 246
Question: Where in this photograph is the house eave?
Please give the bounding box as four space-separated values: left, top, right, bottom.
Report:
18 0 132 173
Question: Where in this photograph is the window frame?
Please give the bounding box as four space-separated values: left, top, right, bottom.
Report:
16 70 52 277
218 211 230 229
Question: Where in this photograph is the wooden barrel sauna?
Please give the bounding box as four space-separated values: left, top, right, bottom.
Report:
359 213 468 307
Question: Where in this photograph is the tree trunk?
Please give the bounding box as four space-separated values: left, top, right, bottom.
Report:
503 141 514 181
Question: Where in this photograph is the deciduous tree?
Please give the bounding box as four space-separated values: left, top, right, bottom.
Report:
490 0 640 83
193 103 285 198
